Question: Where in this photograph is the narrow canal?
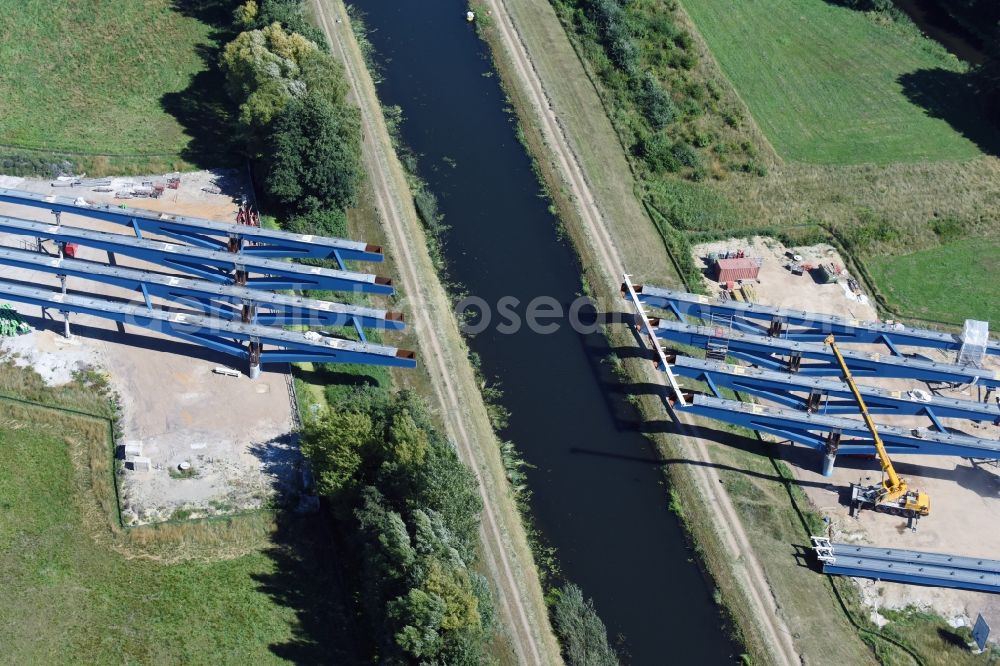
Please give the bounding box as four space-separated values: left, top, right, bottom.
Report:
893 0 986 65
353 1 736 662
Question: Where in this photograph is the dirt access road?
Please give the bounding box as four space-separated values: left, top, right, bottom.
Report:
480 0 800 663
310 1 562 663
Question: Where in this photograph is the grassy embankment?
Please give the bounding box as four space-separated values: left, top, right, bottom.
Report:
678 0 1000 327
480 0 1000 662
0 0 233 175
0 363 355 664
550 0 1000 325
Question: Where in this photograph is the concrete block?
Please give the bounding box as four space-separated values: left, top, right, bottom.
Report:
130 456 151 472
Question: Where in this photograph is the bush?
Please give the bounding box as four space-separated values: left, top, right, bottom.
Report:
552 584 619 666
637 74 676 129
930 216 968 243
640 132 680 172
285 207 348 237
670 140 701 169
840 210 899 251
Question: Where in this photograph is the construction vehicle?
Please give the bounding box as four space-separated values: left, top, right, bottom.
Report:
824 334 931 528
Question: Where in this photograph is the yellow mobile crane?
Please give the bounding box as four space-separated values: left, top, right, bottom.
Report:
824 335 931 527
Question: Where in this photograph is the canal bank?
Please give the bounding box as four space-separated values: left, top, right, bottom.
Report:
350 0 738 663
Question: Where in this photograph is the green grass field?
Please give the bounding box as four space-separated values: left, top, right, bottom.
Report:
0 379 353 664
868 236 1000 324
679 0 985 164
0 0 225 159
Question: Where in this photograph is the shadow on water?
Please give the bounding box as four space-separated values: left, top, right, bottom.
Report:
160 0 239 167
254 508 362 664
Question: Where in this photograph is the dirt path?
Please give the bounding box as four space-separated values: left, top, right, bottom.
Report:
311 1 561 663
482 0 801 663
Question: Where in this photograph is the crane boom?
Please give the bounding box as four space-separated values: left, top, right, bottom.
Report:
823 334 929 524
823 335 902 492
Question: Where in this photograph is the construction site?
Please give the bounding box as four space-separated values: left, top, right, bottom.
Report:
622 236 1000 645
0 172 413 525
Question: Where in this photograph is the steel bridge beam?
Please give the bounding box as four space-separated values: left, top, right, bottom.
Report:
816 542 1000 593
634 284 1000 356
681 393 1000 459
0 245 403 330
0 215 393 293
671 356 1000 424
0 187 383 262
654 318 1000 388
0 280 416 375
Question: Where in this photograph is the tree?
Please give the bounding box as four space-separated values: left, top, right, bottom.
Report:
390 588 446 659
301 408 374 499
220 22 318 129
264 90 362 212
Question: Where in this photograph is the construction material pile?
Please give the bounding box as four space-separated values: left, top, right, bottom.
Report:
0 304 30 336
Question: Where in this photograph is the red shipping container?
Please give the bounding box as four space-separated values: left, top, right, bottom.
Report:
715 257 759 282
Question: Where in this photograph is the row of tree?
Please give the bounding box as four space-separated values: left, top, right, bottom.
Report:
222 1 363 221
302 388 495 663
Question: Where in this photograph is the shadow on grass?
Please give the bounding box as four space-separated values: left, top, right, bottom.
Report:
255 508 362 664
899 68 1000 157
161 1 241 168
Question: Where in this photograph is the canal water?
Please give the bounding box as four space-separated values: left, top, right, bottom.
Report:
893 0 986 65
353 0 736 662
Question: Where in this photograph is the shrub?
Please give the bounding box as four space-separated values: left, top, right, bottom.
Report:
552 583 619 666
840 210 899 251
637 74 676 129
285 207 348 238
640 132 681 172
930 216 968 243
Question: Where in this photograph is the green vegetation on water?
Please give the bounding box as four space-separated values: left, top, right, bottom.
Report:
0 0 224 159
679 0 982 164
869 236 1000 324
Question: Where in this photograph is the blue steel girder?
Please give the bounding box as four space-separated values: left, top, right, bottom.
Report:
821 543 1000 593
0 280 416 369
0 188 383 262
680 394 1000 459
654 319 1000 388
634 284 1000 356
668 356 1000 423
0 215 393 294
0 245 403 330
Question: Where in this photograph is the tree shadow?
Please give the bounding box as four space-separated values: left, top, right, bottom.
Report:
160 1 241 168
898 68 1000 156
254 507 363 664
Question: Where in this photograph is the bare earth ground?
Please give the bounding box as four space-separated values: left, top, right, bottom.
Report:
693 237 1000 642
310 2 563 663
0 171 298 524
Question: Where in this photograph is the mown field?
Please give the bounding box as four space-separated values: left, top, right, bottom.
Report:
0 370 353 664
868 236 1000 324
0 0 225 161
678 0 982 164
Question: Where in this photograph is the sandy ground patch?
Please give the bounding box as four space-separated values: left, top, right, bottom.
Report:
693 236 1000 640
